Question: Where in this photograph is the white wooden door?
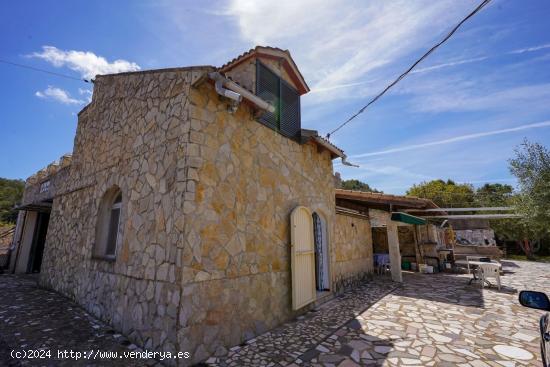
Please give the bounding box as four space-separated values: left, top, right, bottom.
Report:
291 206 316 310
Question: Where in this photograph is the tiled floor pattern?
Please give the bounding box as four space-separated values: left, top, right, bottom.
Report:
0 274 159 366
1 261 548 366
208 260 550 367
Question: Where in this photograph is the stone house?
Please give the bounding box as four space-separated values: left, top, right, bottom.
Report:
335 189 447 280
11 46 377 365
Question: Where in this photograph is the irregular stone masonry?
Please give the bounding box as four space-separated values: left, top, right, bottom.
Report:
33 56 373 365
332 214 374 292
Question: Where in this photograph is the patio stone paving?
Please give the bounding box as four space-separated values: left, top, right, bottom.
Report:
208 260 550 367
1 260 548 366
0 274 159 366
206 278 399 367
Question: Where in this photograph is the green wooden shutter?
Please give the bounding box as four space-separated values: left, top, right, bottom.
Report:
256 62 279 130
256 61 301 139
280 81 301 139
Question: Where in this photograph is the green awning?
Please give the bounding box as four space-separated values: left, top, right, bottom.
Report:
391 212 426 225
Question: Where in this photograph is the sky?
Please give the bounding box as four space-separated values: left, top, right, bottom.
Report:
1 0 549 194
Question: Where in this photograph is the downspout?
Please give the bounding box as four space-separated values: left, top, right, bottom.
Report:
210 73 242 103
310 136 359 167
208 72 275 113
341 156 359 167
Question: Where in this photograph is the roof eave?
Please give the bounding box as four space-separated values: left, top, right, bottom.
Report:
219 46 310 95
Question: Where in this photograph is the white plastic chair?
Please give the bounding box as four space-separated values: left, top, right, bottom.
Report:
465 256 483 274
479 263 501 290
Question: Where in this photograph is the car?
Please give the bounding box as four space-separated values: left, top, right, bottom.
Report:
519 290 550 367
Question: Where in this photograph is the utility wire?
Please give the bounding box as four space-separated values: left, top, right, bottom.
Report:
0 59 91 83
326 0 491 138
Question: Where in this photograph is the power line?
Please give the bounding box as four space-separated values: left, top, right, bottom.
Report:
326 0 491 138
0 59 91 83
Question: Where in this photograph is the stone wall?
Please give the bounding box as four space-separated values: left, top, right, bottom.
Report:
372 227 388 253
332 213 373 292
21 164 70 206
179 81 336 361
224 59 256 93
40 67 211 363
397 226 416 258
38 64 338 365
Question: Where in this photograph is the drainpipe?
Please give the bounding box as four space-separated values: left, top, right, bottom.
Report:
210 73 242 103
341 156 359 167
208 72 275 113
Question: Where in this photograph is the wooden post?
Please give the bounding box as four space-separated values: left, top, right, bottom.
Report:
387 221 402 282
413 225 422 267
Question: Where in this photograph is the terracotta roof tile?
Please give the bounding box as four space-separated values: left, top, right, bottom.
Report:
218 46 309 95
219 46 290 70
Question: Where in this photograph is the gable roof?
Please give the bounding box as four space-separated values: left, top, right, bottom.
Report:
219 46 310 95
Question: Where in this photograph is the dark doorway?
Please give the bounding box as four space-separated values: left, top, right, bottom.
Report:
27 211 50 273
313 212 330 291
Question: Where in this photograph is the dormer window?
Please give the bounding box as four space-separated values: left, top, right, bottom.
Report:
256 61 301 140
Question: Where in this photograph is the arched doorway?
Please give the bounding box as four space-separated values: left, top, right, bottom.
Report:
313 212 330 291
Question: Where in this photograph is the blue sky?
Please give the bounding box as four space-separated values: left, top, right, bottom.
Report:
1 0 549 194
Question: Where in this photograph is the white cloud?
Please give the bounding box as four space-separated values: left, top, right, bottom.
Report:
409 43 550 75
28 46 141 79
509 43 550 55
410 82 550 113
308 41 550 98
351 120 550 158
78 88 93 103
35 86 85 105
226 0 476 102
411 56 489 74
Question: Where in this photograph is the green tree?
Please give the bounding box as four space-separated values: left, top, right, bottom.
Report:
473 183 524 244
340 179 381 193
406 179 475 207
475 183 514 206
508 140 550 257
0 178 25 224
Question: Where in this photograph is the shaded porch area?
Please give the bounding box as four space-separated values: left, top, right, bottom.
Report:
336 189 445 283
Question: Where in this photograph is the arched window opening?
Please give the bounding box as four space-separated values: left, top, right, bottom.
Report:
105 192 122 257
94 187 123 260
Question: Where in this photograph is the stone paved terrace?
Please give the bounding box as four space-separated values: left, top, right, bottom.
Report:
1 261 549 366
208 260 550 367
0 275 161 366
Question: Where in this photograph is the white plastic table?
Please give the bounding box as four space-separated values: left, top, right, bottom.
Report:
455 259 501 285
